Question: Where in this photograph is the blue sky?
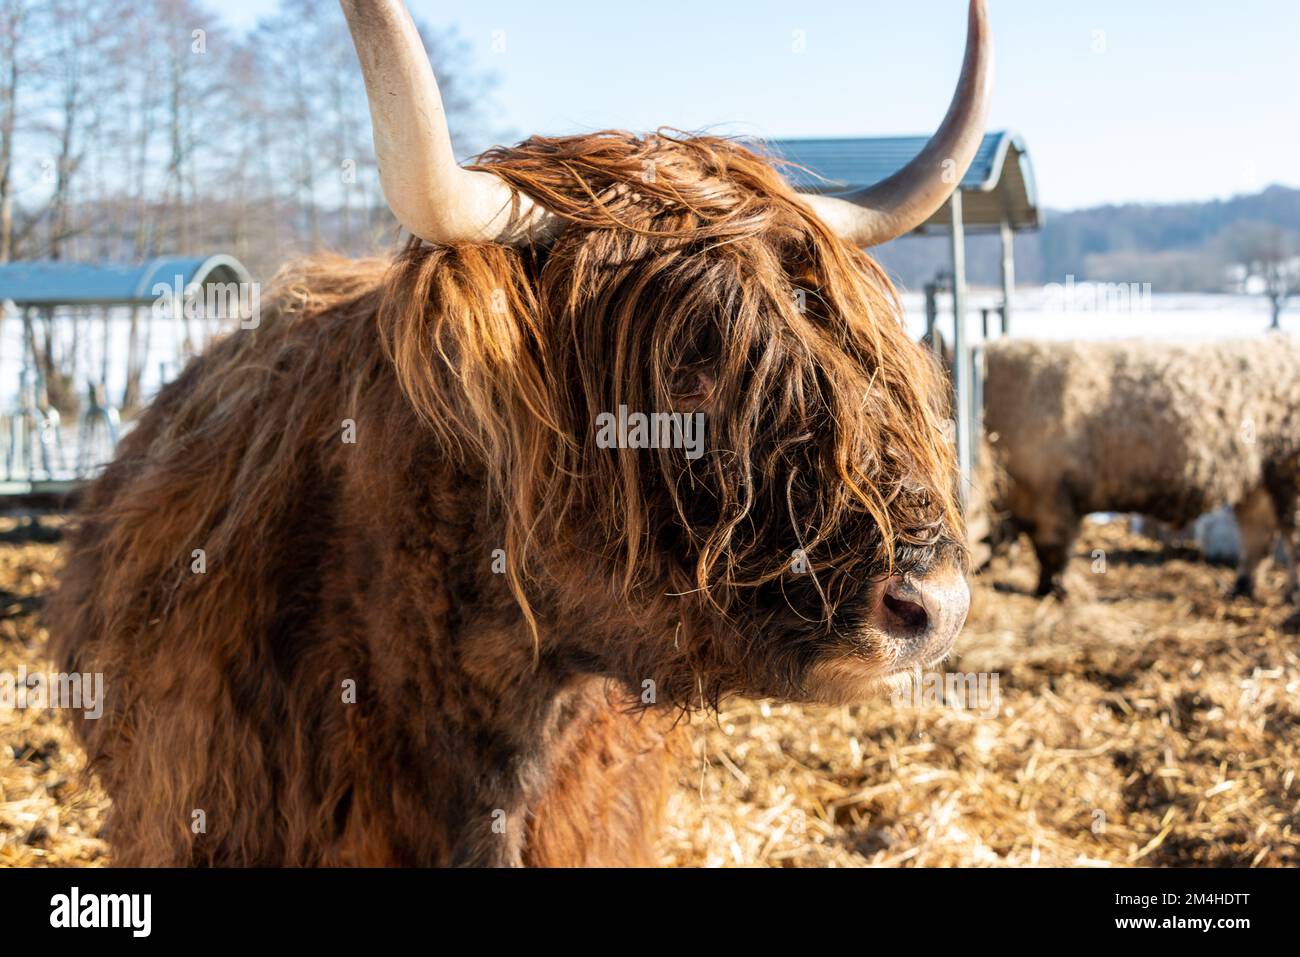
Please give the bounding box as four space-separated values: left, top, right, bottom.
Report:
222 1 1300 210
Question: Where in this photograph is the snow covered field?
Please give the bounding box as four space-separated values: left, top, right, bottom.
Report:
900 289 1288 344
0 290 1293 481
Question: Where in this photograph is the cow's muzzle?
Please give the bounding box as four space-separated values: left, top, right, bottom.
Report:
873 563 970 669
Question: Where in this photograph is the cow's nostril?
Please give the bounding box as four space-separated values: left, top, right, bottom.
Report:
871 567 969 667
883 589 928 633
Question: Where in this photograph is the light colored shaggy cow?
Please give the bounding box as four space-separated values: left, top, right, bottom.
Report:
983 337 1300 600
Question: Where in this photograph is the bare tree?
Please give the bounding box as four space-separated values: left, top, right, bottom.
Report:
1219 221 1300 331
0 0 35 262
0 0 497 278
252 0 324 249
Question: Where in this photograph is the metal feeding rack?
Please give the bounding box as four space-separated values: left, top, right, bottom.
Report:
0 255 254 500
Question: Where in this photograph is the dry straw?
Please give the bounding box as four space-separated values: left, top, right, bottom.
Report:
2 517 1297 867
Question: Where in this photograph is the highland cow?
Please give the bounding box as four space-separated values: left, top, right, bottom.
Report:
48 0 988 866
983 337 1300 601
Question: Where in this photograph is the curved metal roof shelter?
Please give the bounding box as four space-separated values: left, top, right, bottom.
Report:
0 255 252 307
767 130 1039 233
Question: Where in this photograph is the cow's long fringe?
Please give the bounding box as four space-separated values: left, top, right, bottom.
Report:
383 131 962 638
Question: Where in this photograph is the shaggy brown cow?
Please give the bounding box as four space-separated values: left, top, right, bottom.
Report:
48 0 988 866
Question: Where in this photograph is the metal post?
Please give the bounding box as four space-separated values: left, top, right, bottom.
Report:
924 281 938 351
971 345 985 467
950 191 970 505
100 305 112 389
999 218 1015 336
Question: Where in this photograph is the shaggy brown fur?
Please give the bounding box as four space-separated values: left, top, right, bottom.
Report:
984 337 1300 600
48 131 962 866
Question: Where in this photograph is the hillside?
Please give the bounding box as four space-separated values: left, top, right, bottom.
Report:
873 184 1300 293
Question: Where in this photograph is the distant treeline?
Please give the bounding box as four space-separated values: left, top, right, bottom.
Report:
873 184 1300 293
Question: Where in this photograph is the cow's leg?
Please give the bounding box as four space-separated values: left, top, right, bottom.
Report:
1264 473 1300 604
1232 486 1277 599
1277 531 1300 605
1006 483 1077 598
524 692 676 867
1027 500 1079 599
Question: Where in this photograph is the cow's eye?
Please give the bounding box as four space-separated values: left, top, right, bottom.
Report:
670 369 715 408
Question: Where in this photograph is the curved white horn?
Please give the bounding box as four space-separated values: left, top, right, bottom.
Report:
340 0 554 244
803 0 993 247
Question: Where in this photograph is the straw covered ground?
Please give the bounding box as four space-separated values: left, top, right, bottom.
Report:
1 514 1297 867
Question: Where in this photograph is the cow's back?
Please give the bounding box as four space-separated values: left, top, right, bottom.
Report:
984 337 1300 523
47 259 395 864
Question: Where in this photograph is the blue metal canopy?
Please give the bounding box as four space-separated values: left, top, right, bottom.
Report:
0 255 252 307
763 130 1040 234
